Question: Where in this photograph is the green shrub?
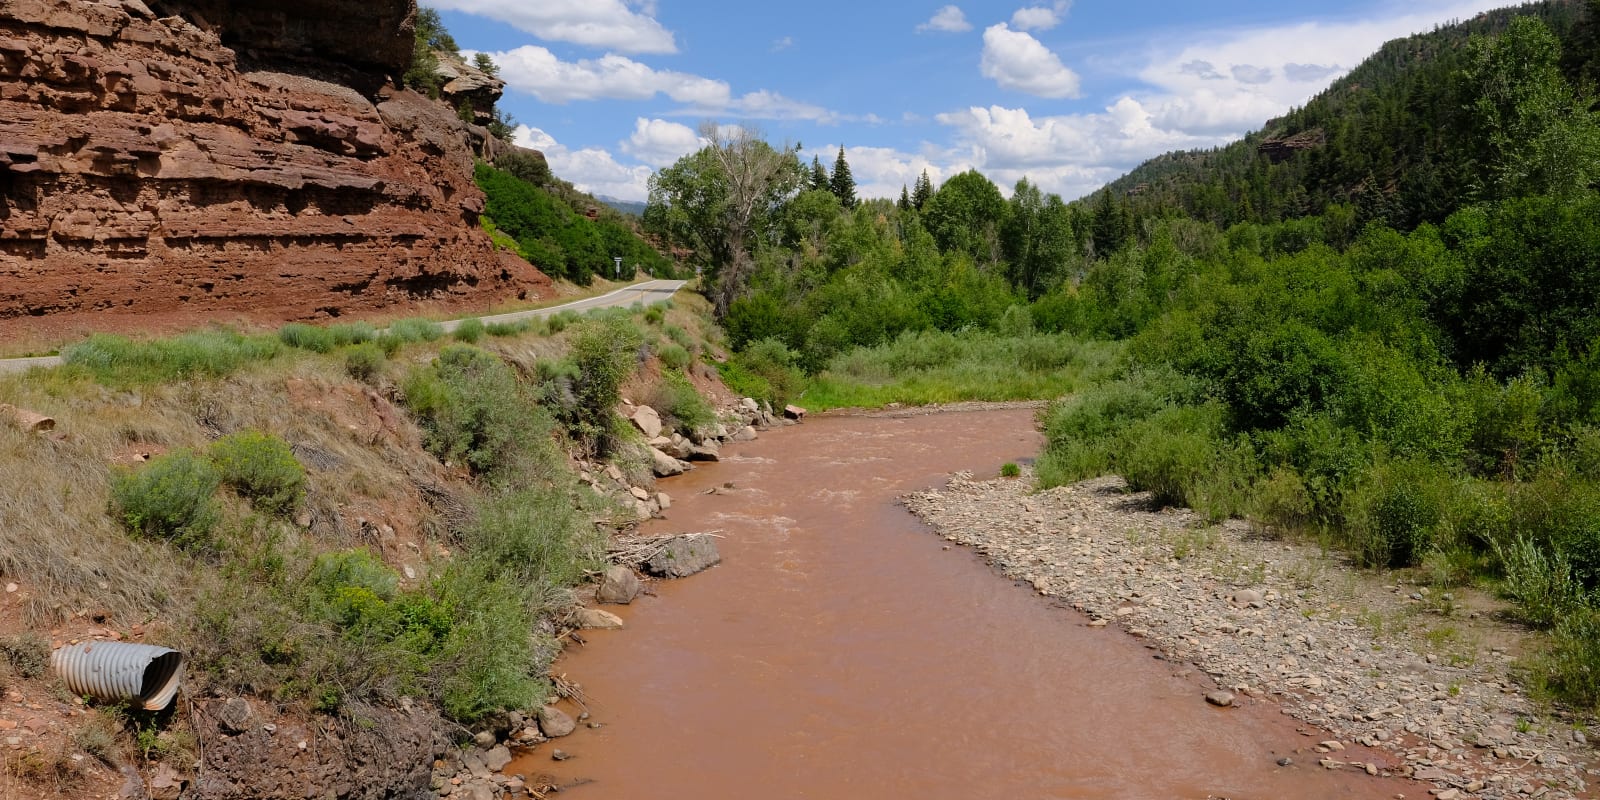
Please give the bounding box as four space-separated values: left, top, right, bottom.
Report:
1115 404 1229 510
997 304 1035 338
278 323 337 353
485 319 532 337
1341 458 1451 568
387 318 445 343
463 487 598 587
431 568 542 722
566 316 643 454
1506 467 1600 587
1531 605 1600 709
644 305 666 325
722 338 805 408
1250 468 1314 530
453 318 485 343
63 330 280 387
111 451 222 551
344 342 386 383
648 372 715 436
0 634 49 679
546 310 579 334
1496 535 1585 628
664 324 694 349
209 431 305 515
657 342 691 371
1000 462 1021 478
402 346 556 481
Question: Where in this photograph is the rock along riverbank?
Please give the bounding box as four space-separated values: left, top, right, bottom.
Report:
905 470 1597 800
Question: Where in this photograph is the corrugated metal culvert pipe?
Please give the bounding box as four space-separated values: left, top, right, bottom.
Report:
50 641 184 711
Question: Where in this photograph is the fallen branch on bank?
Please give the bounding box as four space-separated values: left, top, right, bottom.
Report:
607 530 725 568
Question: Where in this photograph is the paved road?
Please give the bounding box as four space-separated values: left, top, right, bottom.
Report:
436 279 685 333
0 279 687 375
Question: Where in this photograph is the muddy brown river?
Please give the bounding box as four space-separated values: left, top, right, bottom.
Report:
514 409 1414 799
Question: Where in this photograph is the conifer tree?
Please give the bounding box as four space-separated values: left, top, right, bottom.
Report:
810 156 829 192
898 185 911 213
830 146 857 209
911 170 933 211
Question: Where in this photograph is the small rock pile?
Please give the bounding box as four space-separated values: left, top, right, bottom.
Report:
905 472 1597 800
577 396 795 521
427 705 575 799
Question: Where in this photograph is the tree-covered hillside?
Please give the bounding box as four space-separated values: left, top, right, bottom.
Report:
1098 0 1599 232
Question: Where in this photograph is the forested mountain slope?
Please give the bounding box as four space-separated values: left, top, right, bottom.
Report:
1099 0 1599 230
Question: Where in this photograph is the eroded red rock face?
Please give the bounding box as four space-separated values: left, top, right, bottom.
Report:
0 0 551 343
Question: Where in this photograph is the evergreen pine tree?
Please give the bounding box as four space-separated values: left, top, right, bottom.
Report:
810 156 829 192
911 170 933 211
830 146 857 209
898 185 911 213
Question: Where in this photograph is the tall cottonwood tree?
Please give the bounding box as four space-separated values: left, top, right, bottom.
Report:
1466 16 1600 200
644 123 803 316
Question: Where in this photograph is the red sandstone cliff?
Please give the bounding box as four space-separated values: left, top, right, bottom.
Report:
0 0 551 344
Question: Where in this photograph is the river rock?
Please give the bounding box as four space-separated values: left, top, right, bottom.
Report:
663 434 694 459
657 492 672 510
631 406 663 439
629 486 651 501
1205 691 1235 707
537 706 576 738
732 426 757 442
484 745 512 772
216 697 254 735
650 447 689 477
688 441 721 462
596 566 641 604
740 397 760 413
574 608 624 629
1232 589 1263 605
643 536 721 578
783 404 807 420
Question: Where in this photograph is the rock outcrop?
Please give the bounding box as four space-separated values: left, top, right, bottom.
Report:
0 0 550 341
1257 128 1327 163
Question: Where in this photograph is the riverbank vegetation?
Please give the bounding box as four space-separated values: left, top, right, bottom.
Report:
0 290 723 771
644 4 1600 710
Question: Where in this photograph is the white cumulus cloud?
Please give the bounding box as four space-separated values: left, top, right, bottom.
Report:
1010 1 1071 31
488 46 730 105
979 24 1081 99
512 125 654 202
621 118 704 167
427 0 676 54
917 5 972 33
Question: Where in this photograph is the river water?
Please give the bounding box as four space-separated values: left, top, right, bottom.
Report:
513 408 1412 799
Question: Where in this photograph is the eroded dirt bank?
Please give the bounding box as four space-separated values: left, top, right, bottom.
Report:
519 409 1421 799
907 470 1600 800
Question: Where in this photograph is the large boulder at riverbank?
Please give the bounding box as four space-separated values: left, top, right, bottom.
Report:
596 565 641 604
650 447 690 476
642 535 720 578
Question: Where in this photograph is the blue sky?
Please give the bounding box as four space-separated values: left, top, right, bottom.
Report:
429 0 1512 202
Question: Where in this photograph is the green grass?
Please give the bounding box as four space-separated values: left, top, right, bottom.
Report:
62 329 281 387
799 331 1122 411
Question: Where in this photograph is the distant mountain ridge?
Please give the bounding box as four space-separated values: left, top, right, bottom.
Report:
1094 0 1598 231
596 195 649 217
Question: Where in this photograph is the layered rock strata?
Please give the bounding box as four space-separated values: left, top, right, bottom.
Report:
0 0 548 341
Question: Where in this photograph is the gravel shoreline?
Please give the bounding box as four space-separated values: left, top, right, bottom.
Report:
905 470 1597 800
